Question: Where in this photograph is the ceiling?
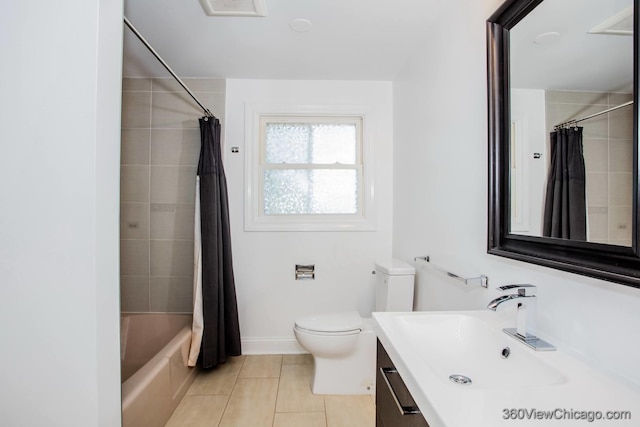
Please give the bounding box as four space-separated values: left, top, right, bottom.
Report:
123 0 634 92
510 0 633 93
122 0 441 80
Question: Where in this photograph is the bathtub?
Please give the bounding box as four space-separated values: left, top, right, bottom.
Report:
121 313 197 427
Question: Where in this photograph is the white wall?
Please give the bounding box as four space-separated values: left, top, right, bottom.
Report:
510 88 547 236
392 0 640 390
225 79 394 353
0 0 123 425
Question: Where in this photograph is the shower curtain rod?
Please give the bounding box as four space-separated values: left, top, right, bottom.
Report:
123 16 214 118
554 100 633 129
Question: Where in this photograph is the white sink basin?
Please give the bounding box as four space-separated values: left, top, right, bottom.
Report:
373 310 640 427
396 313 566 389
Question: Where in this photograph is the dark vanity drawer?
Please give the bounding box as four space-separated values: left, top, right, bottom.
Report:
376 340 429 427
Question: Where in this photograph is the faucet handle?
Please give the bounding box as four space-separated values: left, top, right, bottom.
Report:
497 284 536 296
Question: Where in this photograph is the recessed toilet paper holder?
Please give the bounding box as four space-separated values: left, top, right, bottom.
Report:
295 264 315 280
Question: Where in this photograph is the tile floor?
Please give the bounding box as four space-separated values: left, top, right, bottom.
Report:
165 354 376 427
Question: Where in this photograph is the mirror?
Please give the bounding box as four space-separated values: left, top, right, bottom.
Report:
487 0 640 288
510 0 634 245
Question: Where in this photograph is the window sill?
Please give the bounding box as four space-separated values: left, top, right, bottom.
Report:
244 215 376 232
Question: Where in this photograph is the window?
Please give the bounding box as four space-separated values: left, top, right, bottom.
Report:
245 106 375 231
262 116 361 215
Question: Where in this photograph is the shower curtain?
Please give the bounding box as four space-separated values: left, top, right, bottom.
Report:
188 116 241 368
542 127 587 240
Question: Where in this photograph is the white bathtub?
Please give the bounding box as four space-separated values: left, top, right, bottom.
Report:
121 313 197 427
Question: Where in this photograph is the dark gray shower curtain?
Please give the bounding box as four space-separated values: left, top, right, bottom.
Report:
197 116 241 368
542 127 587 240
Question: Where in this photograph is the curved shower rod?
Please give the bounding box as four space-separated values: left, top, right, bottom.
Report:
123 16 215 118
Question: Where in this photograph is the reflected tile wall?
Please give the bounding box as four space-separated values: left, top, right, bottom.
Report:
546 90 633 245
120 78 226 313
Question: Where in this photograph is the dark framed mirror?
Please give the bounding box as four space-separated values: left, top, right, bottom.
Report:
487 0 640 288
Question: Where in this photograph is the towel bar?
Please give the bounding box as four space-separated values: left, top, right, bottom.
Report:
414 256 488 288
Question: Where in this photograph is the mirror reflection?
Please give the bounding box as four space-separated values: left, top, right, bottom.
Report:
508 0 634 246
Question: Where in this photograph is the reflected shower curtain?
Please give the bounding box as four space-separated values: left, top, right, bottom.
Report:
188 116 241 368
542 127 587 240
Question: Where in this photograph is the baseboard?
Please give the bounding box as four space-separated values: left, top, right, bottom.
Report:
241 337 308 355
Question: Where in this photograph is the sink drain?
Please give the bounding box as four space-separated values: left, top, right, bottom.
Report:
449 374 472 385
501 346 511 359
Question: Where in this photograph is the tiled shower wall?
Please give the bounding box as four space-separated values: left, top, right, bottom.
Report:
120 78 226 313
546 90 633 246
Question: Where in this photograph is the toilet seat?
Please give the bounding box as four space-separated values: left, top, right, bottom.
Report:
294 311 362 335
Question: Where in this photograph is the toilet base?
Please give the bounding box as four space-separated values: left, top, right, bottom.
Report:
309 327 376 395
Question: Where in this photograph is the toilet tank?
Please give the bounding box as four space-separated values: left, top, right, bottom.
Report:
374 259 416 312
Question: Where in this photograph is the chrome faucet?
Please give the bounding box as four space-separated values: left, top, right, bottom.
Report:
487 284 537 338
487 284 555 351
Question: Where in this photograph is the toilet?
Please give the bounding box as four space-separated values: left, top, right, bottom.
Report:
293 259 415 395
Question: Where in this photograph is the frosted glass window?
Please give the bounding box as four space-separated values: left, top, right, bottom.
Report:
264 169 358 214
265 123 357 164
259 115 363 217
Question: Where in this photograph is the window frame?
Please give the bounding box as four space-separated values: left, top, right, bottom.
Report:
245 104 376 231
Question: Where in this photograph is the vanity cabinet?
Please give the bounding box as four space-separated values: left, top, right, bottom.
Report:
376 340 429 427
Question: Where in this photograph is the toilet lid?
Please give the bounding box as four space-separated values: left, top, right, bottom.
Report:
295 311 362 333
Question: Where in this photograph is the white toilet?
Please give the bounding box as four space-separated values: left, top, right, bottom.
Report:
293 259 415 395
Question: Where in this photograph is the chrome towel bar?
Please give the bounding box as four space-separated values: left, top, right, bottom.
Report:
414 256 488 288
